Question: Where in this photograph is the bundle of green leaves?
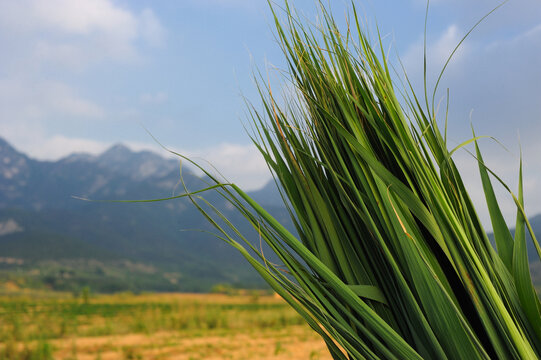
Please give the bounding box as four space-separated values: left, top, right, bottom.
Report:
165 2 541 358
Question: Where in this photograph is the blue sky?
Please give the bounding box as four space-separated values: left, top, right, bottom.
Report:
0 0 540 225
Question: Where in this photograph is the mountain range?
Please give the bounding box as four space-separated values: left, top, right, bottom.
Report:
0 137 287 292
0 137 539 293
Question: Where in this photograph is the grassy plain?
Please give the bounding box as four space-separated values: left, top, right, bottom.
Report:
0 291 331 360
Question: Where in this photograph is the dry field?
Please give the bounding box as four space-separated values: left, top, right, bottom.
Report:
0 292 331 360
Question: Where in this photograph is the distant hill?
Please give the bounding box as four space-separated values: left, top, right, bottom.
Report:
522 214 541 262
0 137 289 293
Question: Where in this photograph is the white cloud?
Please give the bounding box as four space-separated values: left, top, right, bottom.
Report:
0 127 160 163
36 135 111 160
401 24 468 89
521 23 541 39
431 25 463 64
178 143 271 190
29 0 137 36
0 121 110 161
191 0 257 9
33 42 94 71
139 9 166 47
0 0 165 68
46 83 105 118
140 92 168 105
0 0 138 64
0 79 104 120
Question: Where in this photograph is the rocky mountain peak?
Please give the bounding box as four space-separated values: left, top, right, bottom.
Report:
98 144 133 163
96 144 177 181
0 138 30 183
0 137 25 159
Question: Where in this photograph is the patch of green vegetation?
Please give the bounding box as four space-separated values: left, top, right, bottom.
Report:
0 293 302 344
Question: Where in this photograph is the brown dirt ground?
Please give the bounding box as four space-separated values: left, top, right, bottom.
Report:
51 325 332 360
